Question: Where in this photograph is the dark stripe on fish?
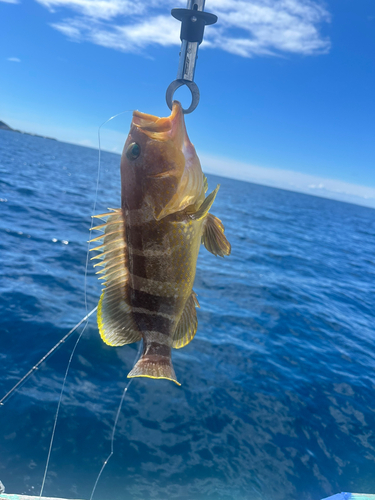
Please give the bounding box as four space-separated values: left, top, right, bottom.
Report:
125 220 167 251
128 252 176 283
132 312 173 334
126 226 144 251
128 287 179 316
128 252 148 279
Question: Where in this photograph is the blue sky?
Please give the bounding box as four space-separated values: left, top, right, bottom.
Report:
1 0 374 207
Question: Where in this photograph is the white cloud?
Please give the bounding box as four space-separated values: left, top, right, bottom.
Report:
200 152 375 209
37 0 145 20
7 57 21 62
35 0 330 57
51 14 180 52
208 0 330 56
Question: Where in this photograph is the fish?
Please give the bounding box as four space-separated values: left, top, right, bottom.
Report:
89 101 231 385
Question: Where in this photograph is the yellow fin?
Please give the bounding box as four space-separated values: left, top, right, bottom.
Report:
202 213 231 257
90 220 122 231
91 208 119 220
127 356 180 386
190 185 220 221
98 290 141 346
91 207 141 346
203 173 208 193
172 291 200 349
88 229 122 244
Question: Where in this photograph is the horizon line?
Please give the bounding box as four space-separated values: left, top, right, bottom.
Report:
1 126 374 211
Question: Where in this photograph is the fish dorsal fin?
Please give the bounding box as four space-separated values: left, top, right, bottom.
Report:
172 291 200 349
90 209 141 346
189 184 220 222
203 174 208 193
202 213 231 257
97 288 141 346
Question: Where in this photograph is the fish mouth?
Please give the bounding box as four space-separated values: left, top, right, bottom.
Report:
132 101 186 142
147 170 173 179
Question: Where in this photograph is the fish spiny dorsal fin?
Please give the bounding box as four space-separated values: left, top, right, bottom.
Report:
90 219 123 232
172 291 200 349
91 208 119 221
189 185 220 222
202 213 231 257
203 174 208 193
89 208 141 346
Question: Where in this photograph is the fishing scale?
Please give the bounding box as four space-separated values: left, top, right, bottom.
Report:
166 0 218 114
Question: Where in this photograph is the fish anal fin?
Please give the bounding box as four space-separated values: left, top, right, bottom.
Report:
202 213 231 257
172 291 199 349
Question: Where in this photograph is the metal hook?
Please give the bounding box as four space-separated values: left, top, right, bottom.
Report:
166 0 217 114
166 79 200 114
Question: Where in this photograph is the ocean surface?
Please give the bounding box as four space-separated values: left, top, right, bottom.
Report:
1 128 375 500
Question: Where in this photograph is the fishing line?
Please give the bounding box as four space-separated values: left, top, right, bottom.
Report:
0 307 97 407
84 110 131 318
88 110 143 500
0 110 132 494
39 110 131 497
89 342 142 500
39 325 86 498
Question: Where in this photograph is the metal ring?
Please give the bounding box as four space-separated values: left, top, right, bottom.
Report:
166 79 200 114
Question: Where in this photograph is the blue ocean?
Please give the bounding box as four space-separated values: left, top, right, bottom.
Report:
1 128 375 500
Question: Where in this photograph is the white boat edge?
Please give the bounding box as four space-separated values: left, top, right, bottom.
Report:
1 493 375 500
321 494 375 500
0 495 84 500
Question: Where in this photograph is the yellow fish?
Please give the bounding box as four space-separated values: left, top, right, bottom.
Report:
90 102 230 385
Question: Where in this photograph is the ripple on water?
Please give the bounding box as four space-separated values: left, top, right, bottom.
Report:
0 131 375 500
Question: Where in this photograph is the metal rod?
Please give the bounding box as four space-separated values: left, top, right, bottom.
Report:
176 0 206 82
166 0 217 113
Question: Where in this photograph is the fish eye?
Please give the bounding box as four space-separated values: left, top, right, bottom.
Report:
126 142 141 161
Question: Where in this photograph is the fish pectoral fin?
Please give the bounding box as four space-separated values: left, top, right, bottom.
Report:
172 291 200 349
202 213 231 257
189 185 220 222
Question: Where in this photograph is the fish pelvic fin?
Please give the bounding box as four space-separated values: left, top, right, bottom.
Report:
128 355 181 386
172 291 199 349
202 213 231 257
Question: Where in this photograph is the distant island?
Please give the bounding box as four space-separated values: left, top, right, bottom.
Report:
0 120 56 141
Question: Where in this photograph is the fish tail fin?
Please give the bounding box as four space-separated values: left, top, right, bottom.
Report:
128 355 181 386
